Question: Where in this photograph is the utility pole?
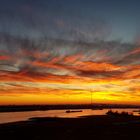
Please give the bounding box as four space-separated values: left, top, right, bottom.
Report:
90 89 93 109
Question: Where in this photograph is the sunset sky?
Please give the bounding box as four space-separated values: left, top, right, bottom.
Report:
1 0 140 105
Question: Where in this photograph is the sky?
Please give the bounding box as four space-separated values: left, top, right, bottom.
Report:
1 0 140 105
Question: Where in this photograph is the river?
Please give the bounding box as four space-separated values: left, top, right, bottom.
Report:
0 108 139 124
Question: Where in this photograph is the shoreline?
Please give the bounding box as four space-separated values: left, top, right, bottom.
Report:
0 104 140 113
1 115 140 140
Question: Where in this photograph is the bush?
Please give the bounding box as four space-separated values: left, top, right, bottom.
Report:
106 110 133 117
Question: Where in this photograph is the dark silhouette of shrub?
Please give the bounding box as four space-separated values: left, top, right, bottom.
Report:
106 110 133 117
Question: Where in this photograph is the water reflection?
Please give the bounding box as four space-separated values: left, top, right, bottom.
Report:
0 108 139 124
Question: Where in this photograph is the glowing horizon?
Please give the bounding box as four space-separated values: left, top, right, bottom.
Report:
1 39 140 105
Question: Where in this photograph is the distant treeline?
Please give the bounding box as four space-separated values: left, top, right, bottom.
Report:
0 104 140 112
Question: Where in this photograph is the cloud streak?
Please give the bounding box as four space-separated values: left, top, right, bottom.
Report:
0 29 140 104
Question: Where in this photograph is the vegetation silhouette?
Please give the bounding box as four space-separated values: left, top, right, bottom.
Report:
106 110 133 117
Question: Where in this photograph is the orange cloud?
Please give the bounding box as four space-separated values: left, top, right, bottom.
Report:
1 38 140 105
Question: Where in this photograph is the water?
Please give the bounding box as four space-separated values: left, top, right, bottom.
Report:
0 108 139 124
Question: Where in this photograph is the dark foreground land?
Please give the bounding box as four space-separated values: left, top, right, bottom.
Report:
1 115 140 140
